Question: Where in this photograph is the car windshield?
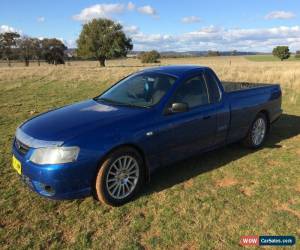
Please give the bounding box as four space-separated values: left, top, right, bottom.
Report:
96 73 177 108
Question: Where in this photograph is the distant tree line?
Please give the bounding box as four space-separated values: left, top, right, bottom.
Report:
207 50 221 57
2 19 299 67
0 32 67 66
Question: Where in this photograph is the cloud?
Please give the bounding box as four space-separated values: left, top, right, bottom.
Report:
0 24 17 33
124 25 139 34
0 24 22 35
130 25 300 52
137 5 157 16
48 37 75 48
181 16 201 24
37 16 45 22
64 39 76 48
127 2 135 11
73 3 159 21
73 3 125 21
265 11 296 20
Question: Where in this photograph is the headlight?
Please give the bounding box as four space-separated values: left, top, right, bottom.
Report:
30 147 80 164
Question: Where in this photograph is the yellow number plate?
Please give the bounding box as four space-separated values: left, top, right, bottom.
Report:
12 155 22 175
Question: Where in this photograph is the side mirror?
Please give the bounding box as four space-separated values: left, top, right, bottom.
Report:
168 102 189 114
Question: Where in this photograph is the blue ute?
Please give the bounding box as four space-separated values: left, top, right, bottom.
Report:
12 65 282 206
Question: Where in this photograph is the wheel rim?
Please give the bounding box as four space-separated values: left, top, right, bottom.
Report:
106 155 139 200
251 118 266 146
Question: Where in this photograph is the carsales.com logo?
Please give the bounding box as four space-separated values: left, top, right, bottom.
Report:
240 235 296 246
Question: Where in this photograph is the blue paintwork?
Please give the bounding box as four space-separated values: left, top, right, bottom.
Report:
12 65 282 199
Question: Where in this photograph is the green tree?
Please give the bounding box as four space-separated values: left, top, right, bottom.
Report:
32 38 43 66
77 18 133 67
0 32 20 66
42 38 67 65
272 46 290 61
139 50 160 63
18 36 35 66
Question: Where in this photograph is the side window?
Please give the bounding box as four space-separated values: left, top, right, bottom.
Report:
204 70 221 103
171 74 210 108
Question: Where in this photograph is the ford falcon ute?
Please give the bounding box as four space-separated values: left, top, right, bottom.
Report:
12 65 282 206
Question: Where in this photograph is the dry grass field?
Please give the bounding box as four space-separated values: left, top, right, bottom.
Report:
0 56 299 249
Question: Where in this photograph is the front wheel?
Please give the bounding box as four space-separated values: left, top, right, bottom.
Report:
95 147 144 206
243 113 268 148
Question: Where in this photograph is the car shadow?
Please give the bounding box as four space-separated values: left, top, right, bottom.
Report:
140 113 300 196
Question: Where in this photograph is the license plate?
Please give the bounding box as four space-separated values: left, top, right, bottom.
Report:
12 155 22 175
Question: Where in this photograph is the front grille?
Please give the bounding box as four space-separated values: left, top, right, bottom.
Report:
14 138 30 155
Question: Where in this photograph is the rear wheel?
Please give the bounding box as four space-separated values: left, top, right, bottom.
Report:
95 147 144 206
243 113 268 148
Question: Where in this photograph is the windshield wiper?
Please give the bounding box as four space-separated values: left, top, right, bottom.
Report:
96 97 123 105
95 97 147 108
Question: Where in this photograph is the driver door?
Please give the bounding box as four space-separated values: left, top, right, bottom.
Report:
157 72 218 165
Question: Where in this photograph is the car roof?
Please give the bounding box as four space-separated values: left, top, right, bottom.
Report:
140 65 209 78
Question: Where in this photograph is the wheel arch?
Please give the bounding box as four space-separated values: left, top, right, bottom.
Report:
242 109 270 148
95 143 150 183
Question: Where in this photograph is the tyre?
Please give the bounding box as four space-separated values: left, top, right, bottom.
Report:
243 113 268 148
95 147 144 206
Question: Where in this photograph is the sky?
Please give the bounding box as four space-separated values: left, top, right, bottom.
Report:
1 0 300 52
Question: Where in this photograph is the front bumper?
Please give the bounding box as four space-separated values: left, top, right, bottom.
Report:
12 144 98 200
